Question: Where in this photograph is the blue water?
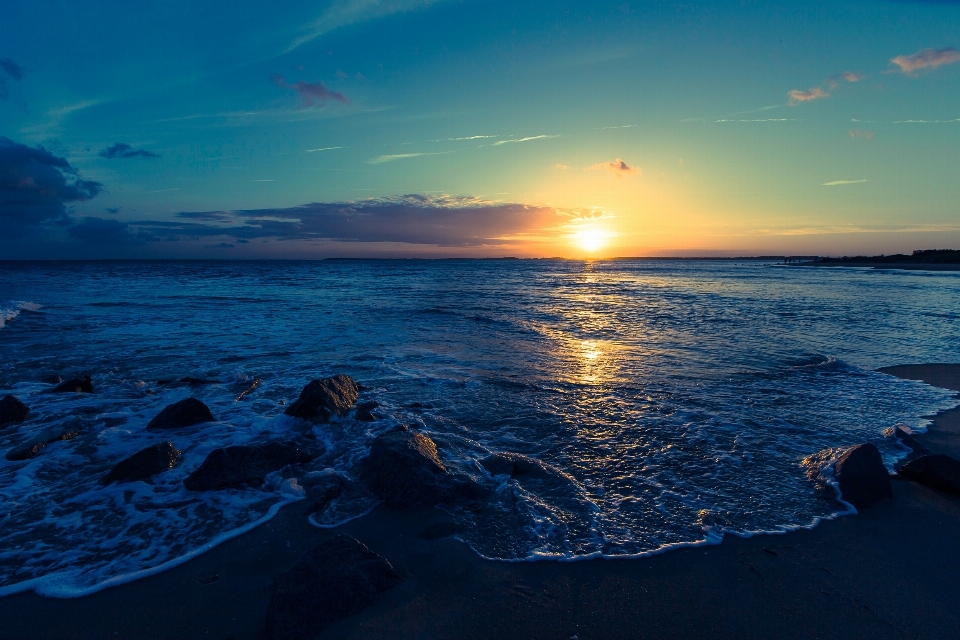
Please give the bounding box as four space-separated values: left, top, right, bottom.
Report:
1 259 958 596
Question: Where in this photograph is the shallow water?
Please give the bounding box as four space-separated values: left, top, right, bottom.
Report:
0 259 958 595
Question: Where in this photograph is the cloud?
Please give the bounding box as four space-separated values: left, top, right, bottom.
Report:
891 47 960 74
788 87 829 105
0 136 102 237
133 195 559 247
367 151 452 163
98 143 160 159
271 74 348 108
848 129 874 139
0 57 24 100
587 158 639 177
827 71 864 88
305 146 344 152
286 0 449 52
493 135 559 146
554 163 569 170
66 217 148 245
823 179 868 186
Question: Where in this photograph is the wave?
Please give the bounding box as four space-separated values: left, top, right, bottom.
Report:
0 301 41 330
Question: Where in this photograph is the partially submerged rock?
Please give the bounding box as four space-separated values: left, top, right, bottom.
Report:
236 378 260 401
895 426 933 457
53 375 93 393
482 451 559 480
833 443 892 508
284 375 359 422
363 425 486 508
146 398 215 430
101 442 182 484
183 441 317 491
40 375 62 385
355 400 378 422
302 473 346 516
899 454 960 496
264 535 402 640
0 395 30 429
6 426 81 461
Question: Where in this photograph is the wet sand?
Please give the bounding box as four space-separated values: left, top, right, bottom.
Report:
2 365 959 640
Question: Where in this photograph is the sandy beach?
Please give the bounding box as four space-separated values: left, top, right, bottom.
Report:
2 364 959 640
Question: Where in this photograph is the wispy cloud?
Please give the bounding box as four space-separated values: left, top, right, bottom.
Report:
892 118 960 123
493 135 559 146
99 143 160 159
823 179 868 186
587 158 639 177
596 124 637 130
147 188 180 193
271 74 348 108
0 57 24 100
367 151 453 164
554 163 569 170
827 71 864 88
891 47 960 74
848 129 874 139
286 0 449 53
715 118 796 123
305 146 344 152
788 87 829 105
435 135 498 141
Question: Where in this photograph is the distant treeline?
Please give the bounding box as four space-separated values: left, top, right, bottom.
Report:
813 249 960 264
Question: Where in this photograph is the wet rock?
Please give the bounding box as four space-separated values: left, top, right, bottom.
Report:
285 375 359 421
899 454 960 496
6 426 81 461
834 444 892 508
101 442 182 484
146 398 215 430
303 474 346 516
895 426 933 457
363 425 486 508
355 400 378 422
482 452 558 481
236 378 260 401
53 375 93 393
0 395 30 430
41 375 62 385
183 441 317 491
264 535 402 640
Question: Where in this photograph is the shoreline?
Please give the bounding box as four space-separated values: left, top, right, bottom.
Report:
2 366 959 639
794 262 960 272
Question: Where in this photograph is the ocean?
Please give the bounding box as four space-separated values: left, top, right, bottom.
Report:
1 259 958 597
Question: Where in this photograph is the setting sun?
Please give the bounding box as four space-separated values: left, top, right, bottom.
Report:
573 228 610 253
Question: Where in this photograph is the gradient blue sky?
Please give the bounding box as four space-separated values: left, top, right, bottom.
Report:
2 0 959 258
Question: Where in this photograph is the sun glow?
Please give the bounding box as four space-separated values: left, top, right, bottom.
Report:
572 227 610 253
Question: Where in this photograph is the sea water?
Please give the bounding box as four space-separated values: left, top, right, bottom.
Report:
0 259 958 596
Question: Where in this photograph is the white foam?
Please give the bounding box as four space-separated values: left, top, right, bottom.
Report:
0 301 41 330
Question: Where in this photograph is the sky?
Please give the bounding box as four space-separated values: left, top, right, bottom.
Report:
1 0 959 259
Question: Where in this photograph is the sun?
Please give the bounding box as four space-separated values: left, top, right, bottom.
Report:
573 227 608 253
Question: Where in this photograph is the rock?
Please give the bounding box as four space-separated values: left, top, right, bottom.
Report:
482 452 558 480
303 474 345 516
236 378 260 401
146 398 215 430
6 426 81 461
41 375 62 384
833 444 892 508
356 400 378 422
284 375 359 421
264 535 402 640
0 395 30 429
363 425 486 508
895 426 933 456
183 441 317 491
53 375 93 393
101 442 182 484
899 454 960 496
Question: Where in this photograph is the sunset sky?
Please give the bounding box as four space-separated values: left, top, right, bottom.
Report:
2 0 959 258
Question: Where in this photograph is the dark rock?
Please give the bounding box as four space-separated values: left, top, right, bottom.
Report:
406 402 432 410
6 426 81 461
101 442 182 484
834 444 892 508
895 426 932 456
363 425 487 508
180 377 217 385
264 535 402 640
899 454 960 496
482 452 558 480
418 522 460 540
184 441 317 491
0 395 30 429
356 400 379 422
236 378 260 401
41 375 62 385
285 375 359 421
53 375 93 393
303 474 346 516
146 398 215 430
